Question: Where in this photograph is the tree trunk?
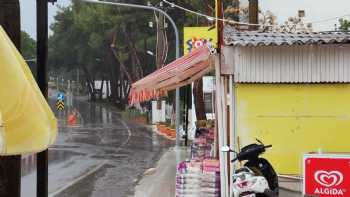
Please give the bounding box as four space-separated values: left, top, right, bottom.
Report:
79 64 95 101
99 77 105 100
156 13 166 69
104 33 119 104
121 24 143 80
0 0 21 196
193 78 207 120
110 43 133 83
106 80 110 101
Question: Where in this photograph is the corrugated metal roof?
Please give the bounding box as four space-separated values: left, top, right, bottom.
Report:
224 26 350 46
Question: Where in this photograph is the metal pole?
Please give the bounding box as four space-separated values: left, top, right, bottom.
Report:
81 0 181 146
36 0 50 196
216 0 229 196
184 86 190 146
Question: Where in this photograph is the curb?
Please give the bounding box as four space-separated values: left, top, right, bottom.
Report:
152 125 176 141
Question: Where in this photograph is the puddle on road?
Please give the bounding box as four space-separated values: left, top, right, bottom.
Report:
91 154 128 160
49 149 84 163
21 149 83 176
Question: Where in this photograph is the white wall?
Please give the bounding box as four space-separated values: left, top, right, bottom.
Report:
151 101 166 124
224 44 350 83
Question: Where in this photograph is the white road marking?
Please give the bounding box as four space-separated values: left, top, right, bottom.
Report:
117 119 132 149
48 160 108 197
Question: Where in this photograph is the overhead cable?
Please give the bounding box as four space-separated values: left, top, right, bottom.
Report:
162 0 273 27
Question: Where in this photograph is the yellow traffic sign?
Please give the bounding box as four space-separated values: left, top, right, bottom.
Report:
56 100 65 110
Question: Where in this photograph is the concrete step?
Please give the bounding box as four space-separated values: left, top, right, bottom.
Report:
279 176 303 193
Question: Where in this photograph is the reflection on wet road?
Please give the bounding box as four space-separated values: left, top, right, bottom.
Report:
21 99 174 197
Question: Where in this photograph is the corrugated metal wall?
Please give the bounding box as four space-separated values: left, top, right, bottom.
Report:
228 44 350 83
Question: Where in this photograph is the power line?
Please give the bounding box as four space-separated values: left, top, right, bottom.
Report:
163 0 350 28
307 14 350 24
162 0 272 27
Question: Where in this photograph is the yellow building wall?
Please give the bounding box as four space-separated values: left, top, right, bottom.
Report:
236 84 350 175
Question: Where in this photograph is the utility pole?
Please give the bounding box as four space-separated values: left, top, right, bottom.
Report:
248 0 259 30
0 0 22 196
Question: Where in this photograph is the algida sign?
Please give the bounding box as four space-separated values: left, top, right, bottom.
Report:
304 154 350 197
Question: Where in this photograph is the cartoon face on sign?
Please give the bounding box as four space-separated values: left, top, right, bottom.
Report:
304 156 350 197
186 37 213 53
315 171 344 187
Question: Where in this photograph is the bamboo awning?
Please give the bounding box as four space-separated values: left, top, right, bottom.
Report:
129 46 213 105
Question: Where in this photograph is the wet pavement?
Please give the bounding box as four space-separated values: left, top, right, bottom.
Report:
21 97 174 197
20 93 302 197
280 189 303 197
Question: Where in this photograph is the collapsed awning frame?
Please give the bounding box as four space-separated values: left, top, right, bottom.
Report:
129 46 214 104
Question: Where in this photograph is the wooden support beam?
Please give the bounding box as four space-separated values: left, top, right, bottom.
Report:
0 0 22 196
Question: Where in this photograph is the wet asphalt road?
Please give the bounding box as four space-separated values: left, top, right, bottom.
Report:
21 98 174 197
19 94 301 197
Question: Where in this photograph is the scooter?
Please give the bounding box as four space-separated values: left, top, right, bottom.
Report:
222 139 279 197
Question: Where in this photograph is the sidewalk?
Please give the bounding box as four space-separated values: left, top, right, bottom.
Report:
133 147 303 197
133 147 190 197
279 177 303 192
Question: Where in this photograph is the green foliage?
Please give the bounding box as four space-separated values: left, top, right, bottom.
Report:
21 31 36 59
49 0 158 76
48 0 229 106
49 0 217 73
339 18 350 31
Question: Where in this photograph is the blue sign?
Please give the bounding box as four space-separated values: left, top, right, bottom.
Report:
57 92 65 101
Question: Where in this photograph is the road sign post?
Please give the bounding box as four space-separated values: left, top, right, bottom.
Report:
56 92 66 111
304 154 350 197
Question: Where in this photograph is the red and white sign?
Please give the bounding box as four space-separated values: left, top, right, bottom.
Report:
304 154 350 197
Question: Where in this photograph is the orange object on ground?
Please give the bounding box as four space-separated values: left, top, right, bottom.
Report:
67 114 77 126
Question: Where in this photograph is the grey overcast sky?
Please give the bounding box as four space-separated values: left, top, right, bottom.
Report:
19 0 70 38
20 0 350 38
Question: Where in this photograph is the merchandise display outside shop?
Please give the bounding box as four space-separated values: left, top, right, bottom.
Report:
176 120 221 197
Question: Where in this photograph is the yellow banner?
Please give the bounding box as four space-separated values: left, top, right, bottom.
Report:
183 27 217 55
0 26 57 155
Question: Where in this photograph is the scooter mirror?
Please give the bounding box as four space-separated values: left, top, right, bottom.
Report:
256 138 263 145
221 146 231 152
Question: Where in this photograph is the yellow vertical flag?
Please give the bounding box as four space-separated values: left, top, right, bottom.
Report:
0 26 57 155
